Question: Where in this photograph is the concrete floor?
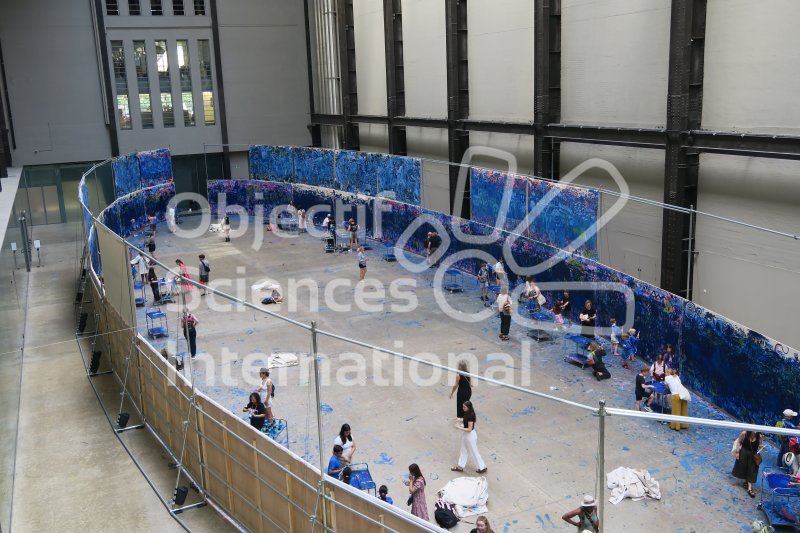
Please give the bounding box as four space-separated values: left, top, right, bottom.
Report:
134 217 772 533
2 222 228 532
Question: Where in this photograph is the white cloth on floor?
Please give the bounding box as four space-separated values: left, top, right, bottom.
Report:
437 476 488 518
252 279 281 293
606 466 661 505
268 352 300 369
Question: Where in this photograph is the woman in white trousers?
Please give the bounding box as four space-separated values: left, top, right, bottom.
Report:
451 401 487 474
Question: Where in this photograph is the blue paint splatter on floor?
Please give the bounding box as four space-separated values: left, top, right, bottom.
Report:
375 452 394 465
623 446 631 452
320 403 333 413
398 320 422 327
512 406 536 418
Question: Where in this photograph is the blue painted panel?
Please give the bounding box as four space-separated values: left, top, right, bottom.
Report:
113 153 141 198
116 193 146 237
469 168 527 233
294 147 335 188
208 179 250 216
143 182 176 223
248 181 293 216
379 156 422 206
249 145 294 182
527 178 599 258
334 150 381 196
137 149 173 187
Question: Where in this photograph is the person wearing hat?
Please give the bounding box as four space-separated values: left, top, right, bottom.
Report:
561 494 600 532
776 408 798 466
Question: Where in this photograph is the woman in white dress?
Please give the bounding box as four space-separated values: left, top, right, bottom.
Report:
334 423 357 463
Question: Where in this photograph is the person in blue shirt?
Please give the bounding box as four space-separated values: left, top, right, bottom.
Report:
327 445 345 478
777 408 798 467
378 485 393 504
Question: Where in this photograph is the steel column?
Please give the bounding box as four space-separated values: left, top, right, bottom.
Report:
336 0 359 149
534 0 561 180
661 0 705 298
383 0 407 155
445 0 469 215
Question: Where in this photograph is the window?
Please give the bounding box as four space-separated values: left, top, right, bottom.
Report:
106 0 119 15
155 40 174 127
194 0 205 16
176 40 194 126
173 0 185 15
133 41 153 128
111 41 131 129
151 0 163 15
128 0 141 15
198 40 215 125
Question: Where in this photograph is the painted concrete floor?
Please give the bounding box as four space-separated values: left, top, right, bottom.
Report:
134 217 774 533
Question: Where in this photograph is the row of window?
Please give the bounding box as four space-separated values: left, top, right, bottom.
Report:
112 39 215 130
107 0 205 16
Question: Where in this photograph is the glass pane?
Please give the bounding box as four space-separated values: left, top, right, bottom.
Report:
117 95 131 129
106 0 119 15
140 94 153 129
194 0 205 15
43 186 61 224
27 188 47 226
182 93 195 126
161 93 174 127
198 40 215 125
173 0 184 15
128 0 141 15
151 0 163 15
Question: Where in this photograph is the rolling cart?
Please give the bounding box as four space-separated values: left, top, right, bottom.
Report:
382 241 397 261
759 469 800 530
347 462 377 495
565 334 593 368
261 418 289 447
145 307 169 338
443 269 464 293
133 282 146 307
158 278 176 303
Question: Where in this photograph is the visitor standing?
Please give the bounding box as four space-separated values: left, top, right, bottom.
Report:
451 401 487 474
243 392 266 430
298 208 307 233
348 218 360 251
404 463 429 521
449 360 473 420
497 286 513 341
561 495 600 532
478 264 489 304
664 369 690 430
493 257 505 285
579 300 596 338
358 246 367 281
222 215 231 242
180 308 198 358
147 266 160 304
198 254 210 296
732 431 763 498
175 259 192 294
776 409 798 466
256 367 275 423
334 423 357 463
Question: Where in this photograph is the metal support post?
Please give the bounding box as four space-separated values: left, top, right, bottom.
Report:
597 400 606 533
311 321 329 532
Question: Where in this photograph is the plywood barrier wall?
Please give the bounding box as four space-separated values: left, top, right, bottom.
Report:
87 281 435 533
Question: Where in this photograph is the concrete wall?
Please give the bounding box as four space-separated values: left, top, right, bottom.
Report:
401 0 447 118
693 154 800 350
703 0 800 134
0 0 112 166
467 0 534 121
217 0 311 147
561 143 665 287
560 0 671 127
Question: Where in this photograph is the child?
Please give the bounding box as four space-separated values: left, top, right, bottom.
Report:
378 485 393 504
610 318 621 355
553 303 565 327
620 333 633 369
635 366 655 412
662 344 677 369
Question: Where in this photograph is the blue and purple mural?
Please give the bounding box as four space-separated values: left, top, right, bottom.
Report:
334 150 384 196
208 179 251 216
527 179 599 258
113 154 141 199
116 194 147 236
143 183 176 222
138 149 173 187
470 168 528 233
379 156 422 206
248 181 293 216
249 145 294 182
294 147 335 188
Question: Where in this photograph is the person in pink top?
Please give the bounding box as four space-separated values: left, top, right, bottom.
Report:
175 259 192 294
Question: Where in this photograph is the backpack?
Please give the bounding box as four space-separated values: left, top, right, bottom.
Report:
434 501 459 529
270 381 275 398
202 260 210 273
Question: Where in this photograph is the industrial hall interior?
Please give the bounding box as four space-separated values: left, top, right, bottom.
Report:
2 1 800 532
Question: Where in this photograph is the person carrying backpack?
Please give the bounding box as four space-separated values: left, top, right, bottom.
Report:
198 254 210 296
